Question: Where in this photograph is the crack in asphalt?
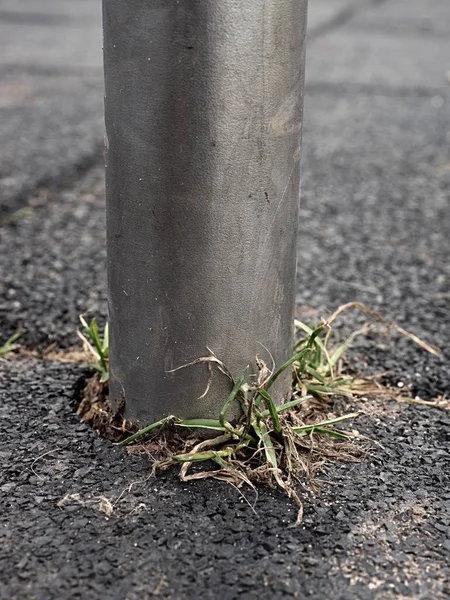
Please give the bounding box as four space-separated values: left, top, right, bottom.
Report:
0 64 104 78
0 143 104 221
0 10 89 27
306 81 450 98
308 0 388 42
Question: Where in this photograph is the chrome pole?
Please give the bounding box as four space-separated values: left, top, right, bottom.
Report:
103 0 308 423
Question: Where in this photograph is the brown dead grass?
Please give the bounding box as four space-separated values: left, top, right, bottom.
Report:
76 374 136 442
6 343 92 364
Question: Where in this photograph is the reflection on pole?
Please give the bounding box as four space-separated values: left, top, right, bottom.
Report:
103 0 308 423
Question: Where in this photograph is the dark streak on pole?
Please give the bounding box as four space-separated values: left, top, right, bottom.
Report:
103 0 308 423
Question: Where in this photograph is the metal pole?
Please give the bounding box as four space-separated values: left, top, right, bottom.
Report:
103 0 308 423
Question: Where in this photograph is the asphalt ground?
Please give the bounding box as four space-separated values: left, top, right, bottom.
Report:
0 1 449 598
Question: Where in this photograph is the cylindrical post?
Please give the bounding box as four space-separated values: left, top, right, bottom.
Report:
103 0 308 423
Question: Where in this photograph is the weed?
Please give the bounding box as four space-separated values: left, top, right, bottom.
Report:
0 206 34 227
78 303 441 524
117 322 366 524
77 316 109 382
0 330 23 357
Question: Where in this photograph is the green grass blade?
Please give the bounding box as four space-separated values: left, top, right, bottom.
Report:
327 378 354 388
5 331 22 345
300 324 328 371
293 412 358 435
117 416 174 446
329 324 369 367
259 395 312 417
304 365 326 384
256 389 282 436
293 426 350 439
212 454 230 468
89 318 105 362
253 420 274 465
304 383 338 395
79 315 100 359
89 317 99 343
294 319 312 344
312 427 351 440
264 347 311 392
253 420 285 490
173 448 233 463
177 419 228 432
313 340 323 369
0 331 23 356
219 367 249 429
295 320 334 378
79 315 109 377
306 324 327 349
304 378 354 396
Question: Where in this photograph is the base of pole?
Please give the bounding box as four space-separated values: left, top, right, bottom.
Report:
103 0 308 422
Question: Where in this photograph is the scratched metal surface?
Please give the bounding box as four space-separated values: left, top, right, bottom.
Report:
104 0 308 421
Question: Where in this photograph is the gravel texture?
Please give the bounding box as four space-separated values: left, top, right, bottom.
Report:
1 0 449 598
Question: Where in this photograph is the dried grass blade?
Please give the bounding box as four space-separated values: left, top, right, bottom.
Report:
326 301 441 357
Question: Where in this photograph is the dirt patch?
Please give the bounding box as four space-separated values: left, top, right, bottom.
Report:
74 373 136 443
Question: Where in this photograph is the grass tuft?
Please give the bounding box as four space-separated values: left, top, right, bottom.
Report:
116 320 366 525
0 330 24 357
77 316 109 382
77 302 442 524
